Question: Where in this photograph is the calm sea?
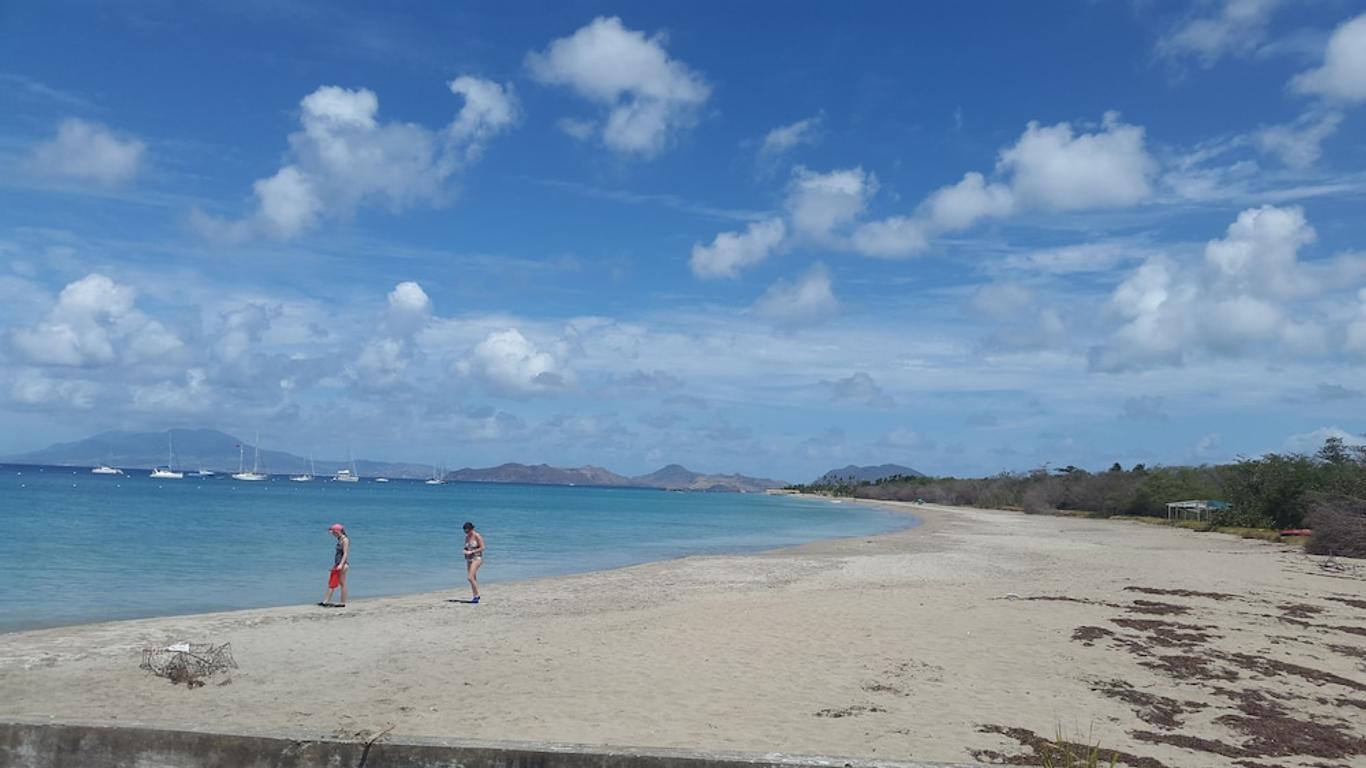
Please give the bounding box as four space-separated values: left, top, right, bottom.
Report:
0 465 914 632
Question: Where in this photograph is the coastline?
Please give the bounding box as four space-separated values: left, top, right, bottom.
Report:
2 502 1363 766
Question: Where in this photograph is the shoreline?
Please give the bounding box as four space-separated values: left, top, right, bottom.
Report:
0 494 920 637
2 502 1362 766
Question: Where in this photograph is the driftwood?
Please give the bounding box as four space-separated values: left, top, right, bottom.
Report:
140 642 237 688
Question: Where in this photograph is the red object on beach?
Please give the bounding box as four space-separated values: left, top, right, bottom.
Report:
327 568 341 588
1279 529 1313 537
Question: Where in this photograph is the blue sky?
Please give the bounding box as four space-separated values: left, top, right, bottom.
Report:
2 1 1365 481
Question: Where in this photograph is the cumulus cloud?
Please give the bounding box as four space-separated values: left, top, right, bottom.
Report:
785 166 878 243
823 372 895 408
9 369 100 410
29 118 144 186
385 281 432 336
759 115 823 158
9 273 182 368
1156 0 1281 66
526 16 710 157
752 263 839 324
690 217 786 279
195 79 518 241
849 113 1154 257
1291 13 1366 103
1089 205 1343 372
459 328 569 397
131 368 211 413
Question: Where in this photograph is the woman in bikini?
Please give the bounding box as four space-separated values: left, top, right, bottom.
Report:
321 523 349 607
462 521 484 604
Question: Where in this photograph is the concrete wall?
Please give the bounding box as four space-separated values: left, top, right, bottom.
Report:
0 720 974 768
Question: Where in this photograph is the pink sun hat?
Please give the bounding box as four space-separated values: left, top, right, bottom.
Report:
328 523 345 532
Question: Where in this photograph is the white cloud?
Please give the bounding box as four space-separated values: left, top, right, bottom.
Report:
526 16 710 157
29 118 144 186
752 263 839 324
386 281 432 336
1282 425 1366 455
9 369 99 410
690 217 786 279
351 337 409 391
9 273 183 368
785 166 878 242
557 117 597 141
1000 241 1151 274
1291 13 1366 103
823 371 894 408
1347 289 1366 361
849 113 1154 257
460 328 569 397
196 79 517 241
970 283 1035 320
998 113 1155 211
1157 0 1281 66
446 76 521 160
131 368 210 413
1090 205 1340 371
759 115 823 158
1255 111 1342 169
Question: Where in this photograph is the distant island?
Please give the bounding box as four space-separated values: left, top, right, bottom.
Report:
2 429 786 492
816 464 924 484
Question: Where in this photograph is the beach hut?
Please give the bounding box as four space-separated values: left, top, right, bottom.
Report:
1165 499 1230 522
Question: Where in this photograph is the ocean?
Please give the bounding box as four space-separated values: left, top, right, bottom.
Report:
0 465 914 632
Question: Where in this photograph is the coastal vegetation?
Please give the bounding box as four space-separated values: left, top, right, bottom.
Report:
792 437 1366 557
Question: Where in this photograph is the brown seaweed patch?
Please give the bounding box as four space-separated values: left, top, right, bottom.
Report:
1089 679 1206 729
1110 617 1217 647
813 704 885 718
1328 643 1366 660
1277 602 1325 619
1327 595 1366 610
1215 689 1366 760
1126 600 1191 616
973 724 1169 768
1222 651 1366 692
1124 586 1236 601
1140 653 1239 682
1072 625 1113 645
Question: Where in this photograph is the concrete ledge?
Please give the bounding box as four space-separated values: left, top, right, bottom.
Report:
0 719 975 768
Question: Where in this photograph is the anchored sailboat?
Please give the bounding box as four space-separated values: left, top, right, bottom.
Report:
424 463 445 485
149 433 184 479
232 433 268 481
290 454 316 483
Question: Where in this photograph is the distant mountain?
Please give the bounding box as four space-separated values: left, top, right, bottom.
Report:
448 463 633 486
817 463 924 484
632 463 786 492
448 462 783 492
3 430 785 491
2 429 435 479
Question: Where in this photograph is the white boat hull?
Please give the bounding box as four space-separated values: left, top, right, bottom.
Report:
150 470 184 479
232 472 268 481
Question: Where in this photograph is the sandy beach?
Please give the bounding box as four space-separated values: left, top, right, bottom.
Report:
1 501 1363 767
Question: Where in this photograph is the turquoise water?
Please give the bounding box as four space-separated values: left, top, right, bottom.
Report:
0 465 914 632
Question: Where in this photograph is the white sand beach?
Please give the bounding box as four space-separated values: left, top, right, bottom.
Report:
1 502 1363 767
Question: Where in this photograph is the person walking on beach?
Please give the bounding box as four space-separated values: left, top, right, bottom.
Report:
321 523 349 608
462 521 484 604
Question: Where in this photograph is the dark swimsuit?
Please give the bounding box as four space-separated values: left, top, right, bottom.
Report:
335 536 347 567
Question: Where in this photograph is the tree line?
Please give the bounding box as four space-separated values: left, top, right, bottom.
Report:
792 437 1366 531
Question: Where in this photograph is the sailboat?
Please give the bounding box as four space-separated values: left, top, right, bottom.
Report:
91 464 123 475
149 433 184 479
232 433 268 481
333 450 359 483
424 464 445 485
290 454 316 483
